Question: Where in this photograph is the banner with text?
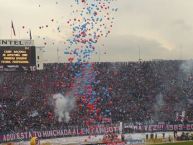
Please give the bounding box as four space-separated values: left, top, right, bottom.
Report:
0 125 119 143
124 123 193 132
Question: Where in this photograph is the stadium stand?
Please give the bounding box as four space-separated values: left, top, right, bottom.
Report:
1 60 193 133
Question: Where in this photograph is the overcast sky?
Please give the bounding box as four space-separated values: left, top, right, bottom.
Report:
1 0 193 62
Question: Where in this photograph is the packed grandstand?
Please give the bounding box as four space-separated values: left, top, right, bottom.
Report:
1 60 193 132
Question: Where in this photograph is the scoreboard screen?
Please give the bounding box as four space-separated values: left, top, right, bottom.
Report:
0 40 36 71
0 46 36 65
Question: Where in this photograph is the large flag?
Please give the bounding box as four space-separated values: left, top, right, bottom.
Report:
29 29 32 40
11 21 16 36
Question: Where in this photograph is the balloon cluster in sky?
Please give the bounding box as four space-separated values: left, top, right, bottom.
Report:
65 0 118 62
21 0 118 61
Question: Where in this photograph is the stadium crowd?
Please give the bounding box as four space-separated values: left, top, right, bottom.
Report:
1 60 193 133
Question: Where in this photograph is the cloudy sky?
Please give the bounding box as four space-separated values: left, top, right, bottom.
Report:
0 0 193 62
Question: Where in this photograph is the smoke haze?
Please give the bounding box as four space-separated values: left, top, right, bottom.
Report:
53 93 75 122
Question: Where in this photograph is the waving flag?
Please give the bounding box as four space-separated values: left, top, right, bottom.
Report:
11 20 16 36
29 29 32 40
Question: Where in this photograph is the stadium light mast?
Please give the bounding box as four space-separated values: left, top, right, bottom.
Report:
57 47 59 63
98 46 101 62
179 45 183 60
138 45 142 62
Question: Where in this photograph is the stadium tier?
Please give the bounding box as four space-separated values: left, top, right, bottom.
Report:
1 61 193 134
